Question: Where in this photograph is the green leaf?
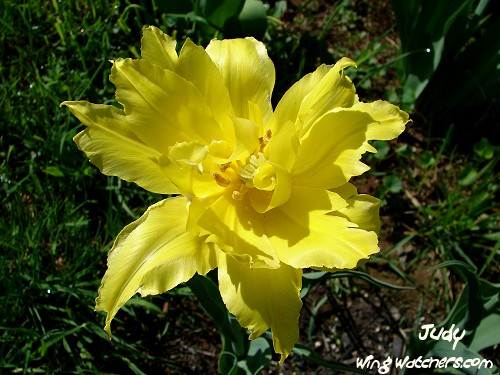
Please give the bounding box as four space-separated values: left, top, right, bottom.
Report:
405 262 499 374
301 270 413 298
382 175 403 194
124 296 164 314
392 0 500 139
469 313 500 352
38 324 87 357
292 343 372 375
270 1 287 19
430 261 482 331
428 340 497 375
417 152 436 169
43 165 64 177
198 0 245 31
156 0 193 14
237 0 268 39
187 273 237 342
189 274 265 375
473 138 495 160
234 337 271 375
458 165 480 187
372 140 390 160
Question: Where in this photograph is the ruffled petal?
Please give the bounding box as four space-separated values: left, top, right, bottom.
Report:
95 197 218 335
205 37 275 127
262 187 378 269
177 38 235 125
352 100 409 140
140 26 178 70
292 109 376 189
159 141 224 198
218 254 302 362
331 183 381 234
292 100 409 189
63 101 178 194
110 58 226 153
198 194 280 268
267 58 356 138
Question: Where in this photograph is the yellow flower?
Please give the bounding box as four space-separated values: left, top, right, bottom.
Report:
62 26 409 362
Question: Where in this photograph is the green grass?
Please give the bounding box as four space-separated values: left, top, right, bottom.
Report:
0 0 169 372
1 0 499 373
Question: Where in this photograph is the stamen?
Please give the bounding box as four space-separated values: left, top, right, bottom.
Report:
259 129 272 151
220 162 231 172
213 172 230 187
232 190 243 200
231 184 249 200
236 152 268 189
237 164 255 179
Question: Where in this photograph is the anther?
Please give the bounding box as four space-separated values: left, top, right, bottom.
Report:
213 172 231 187
220 162 231 172
259 129 272 151
232 190 243 200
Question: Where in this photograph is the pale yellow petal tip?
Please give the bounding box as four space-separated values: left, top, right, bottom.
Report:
141 25 171 40
60 100 91 111
271 333 297 363
142 25 176 44
336 56 358 70
143 25 159 33
274 341 293 363
103 322 113 339
95 300 114 339
278 354 288 364
60 100 79 108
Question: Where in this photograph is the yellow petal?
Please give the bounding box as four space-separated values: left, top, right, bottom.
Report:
205 37 275 126
62 101 178 194
331 183 381 234
253 163 277 191
259 186 348 244
267 58 357 138
264 120 299 172
159 141 224 198
229 117 260 161
186 193 223 234
352 100 409 140
198 194 280 268
110 58 226 153
177 38 235 124
247 100 265 130
218 254 302 362
292 109 375 189
140 26 178 70
96 197 218 335
247 161 292 213
262 187 378 269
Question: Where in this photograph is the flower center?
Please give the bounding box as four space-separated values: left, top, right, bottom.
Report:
213 152 278 201
212 130 275 198
211 129 291 212
236 152 273 189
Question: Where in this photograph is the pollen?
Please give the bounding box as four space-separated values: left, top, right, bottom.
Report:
231 190 243 200
213 172 231 187
258 129 272 152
